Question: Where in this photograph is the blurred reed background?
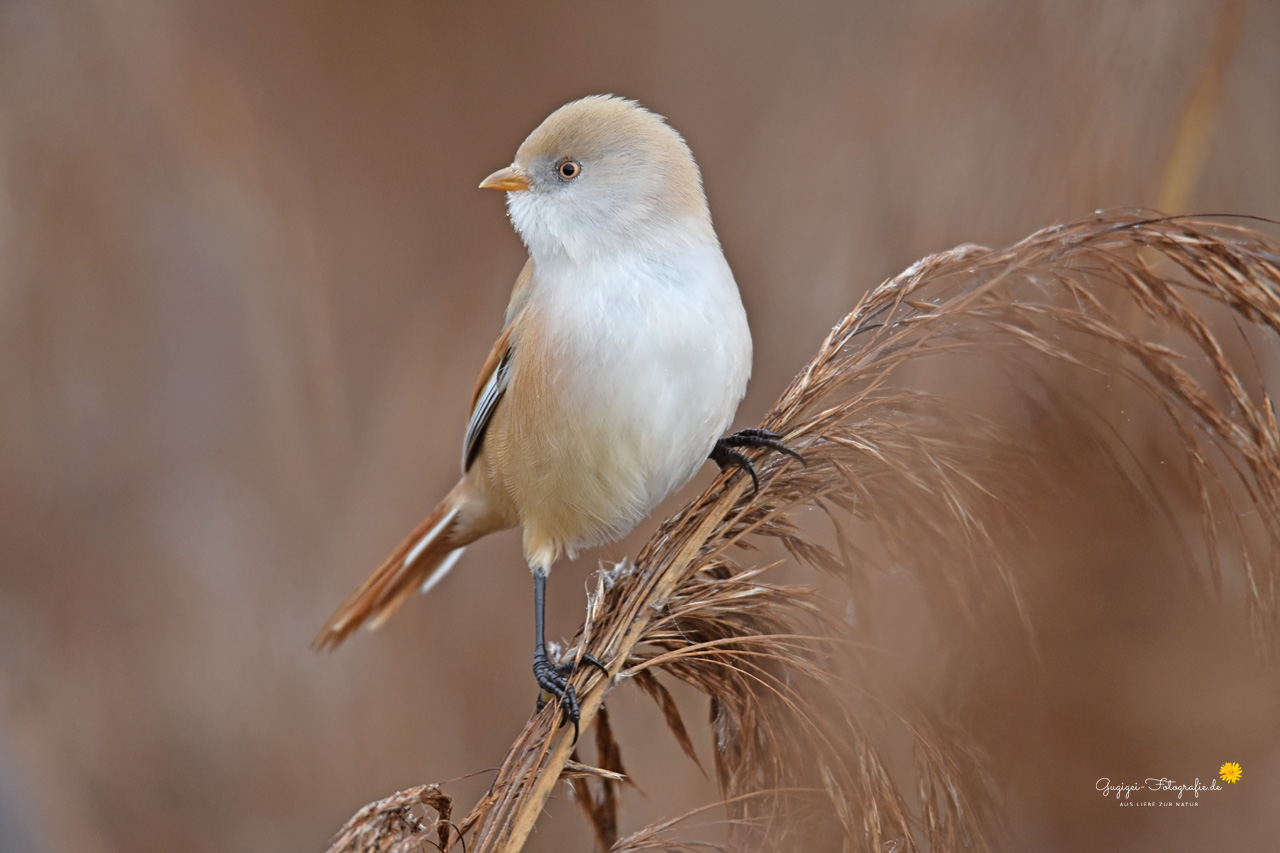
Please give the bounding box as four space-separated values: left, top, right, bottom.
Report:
1 2 1278 851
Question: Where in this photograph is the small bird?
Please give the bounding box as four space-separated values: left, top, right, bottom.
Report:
315 95 799 735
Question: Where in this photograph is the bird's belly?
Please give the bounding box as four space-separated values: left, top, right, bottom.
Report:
498 258 750 563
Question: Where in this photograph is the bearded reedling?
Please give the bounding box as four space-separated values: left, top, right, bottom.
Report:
315 95 801 735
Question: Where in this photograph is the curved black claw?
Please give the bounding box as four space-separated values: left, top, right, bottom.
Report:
710 428 806 493
534 650 581 743
554 651 609 680
710 442 760 492
723 428 807 463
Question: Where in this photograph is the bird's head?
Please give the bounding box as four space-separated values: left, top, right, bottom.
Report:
480 95 715 263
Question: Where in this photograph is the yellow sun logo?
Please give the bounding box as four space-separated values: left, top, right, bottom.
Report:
1219 762 1242 784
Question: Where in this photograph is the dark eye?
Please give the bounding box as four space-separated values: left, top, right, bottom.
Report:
558 160 580 180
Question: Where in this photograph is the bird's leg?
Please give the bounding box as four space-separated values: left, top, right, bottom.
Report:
532 571 582 742
710 428 806 493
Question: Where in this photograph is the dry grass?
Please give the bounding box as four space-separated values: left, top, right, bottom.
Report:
323 211 1280 853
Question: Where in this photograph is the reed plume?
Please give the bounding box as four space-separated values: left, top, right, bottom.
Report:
324 210 1280 853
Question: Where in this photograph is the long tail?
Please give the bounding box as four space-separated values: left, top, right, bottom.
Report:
314 482 470 650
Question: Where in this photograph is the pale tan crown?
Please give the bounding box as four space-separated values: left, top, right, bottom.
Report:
513 95 710 228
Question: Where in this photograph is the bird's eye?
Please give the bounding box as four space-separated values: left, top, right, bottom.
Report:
557 160 580 180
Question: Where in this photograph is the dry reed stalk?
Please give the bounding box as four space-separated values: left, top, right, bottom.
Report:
324 211 1280 853
1155 0 1247 213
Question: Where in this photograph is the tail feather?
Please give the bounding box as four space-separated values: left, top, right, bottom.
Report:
419 547 465 596
314 492 465 650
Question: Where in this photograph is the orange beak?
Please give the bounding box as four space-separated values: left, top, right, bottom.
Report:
479 165 531 192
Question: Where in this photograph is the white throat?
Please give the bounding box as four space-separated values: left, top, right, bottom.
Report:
506 190 717 266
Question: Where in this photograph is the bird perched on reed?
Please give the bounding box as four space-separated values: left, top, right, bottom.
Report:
314 95 799 735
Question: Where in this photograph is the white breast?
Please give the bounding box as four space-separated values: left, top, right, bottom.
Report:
515 240 752 555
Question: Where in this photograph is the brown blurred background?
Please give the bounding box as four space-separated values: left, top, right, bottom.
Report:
2 2 1278 851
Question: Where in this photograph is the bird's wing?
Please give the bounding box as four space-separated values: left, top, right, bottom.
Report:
462 259 534 471
462 325 513 471
504 257 535 324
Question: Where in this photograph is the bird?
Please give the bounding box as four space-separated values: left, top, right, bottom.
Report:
314 95 801 737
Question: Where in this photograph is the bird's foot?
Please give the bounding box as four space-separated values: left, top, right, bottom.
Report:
710 428 806 493
533 649 607 743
